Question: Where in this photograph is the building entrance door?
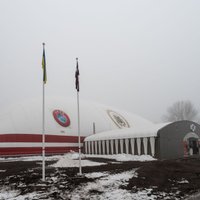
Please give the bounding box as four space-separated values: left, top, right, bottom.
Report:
188 138 199 155
183 132 199 157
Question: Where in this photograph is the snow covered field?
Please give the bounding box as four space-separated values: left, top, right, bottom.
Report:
0 153 157 200
0 152 199 200
0 152 156 166
69 170 159 200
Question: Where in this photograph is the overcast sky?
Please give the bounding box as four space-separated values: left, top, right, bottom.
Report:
0 0 200 122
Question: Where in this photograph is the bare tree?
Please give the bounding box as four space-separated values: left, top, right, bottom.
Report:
163 100 198 122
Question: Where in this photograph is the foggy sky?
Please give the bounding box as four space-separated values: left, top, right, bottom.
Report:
0 0 200 122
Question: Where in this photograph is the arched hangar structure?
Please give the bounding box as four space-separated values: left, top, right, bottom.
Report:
84 121 200 159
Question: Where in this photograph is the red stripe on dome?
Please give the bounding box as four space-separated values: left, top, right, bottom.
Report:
0 146 80 156
0 134 85 143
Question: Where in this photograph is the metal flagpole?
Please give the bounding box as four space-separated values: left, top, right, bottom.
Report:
75 57 82 175
42 81 45 181
42 42 46 182
77 90 82 175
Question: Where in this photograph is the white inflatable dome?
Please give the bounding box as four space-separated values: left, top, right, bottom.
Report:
0 96 154 137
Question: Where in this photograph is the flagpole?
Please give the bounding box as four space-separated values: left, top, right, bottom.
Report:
75 57 82 175
42 43 46 182
77 89 82 175
42 81 45 181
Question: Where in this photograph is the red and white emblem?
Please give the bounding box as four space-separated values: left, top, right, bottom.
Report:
53 109 70 127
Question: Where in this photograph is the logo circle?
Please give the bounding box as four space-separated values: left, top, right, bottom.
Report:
53 110 70 127
107 110 130 128
190 124 196 132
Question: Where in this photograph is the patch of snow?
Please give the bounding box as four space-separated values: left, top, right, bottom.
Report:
0 152 156 166
69 170 157 200
185 191 200 200
86 154 156 162
10 193 40 200
0 155 62 162
0 188 19 200
177 178 189 184
51 152 156 168
86 172 109 179
52 152 105 168
0 188 47 200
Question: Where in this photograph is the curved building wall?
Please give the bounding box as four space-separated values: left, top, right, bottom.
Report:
157 121 200 159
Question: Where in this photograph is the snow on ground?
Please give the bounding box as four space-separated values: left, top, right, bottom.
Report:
0 188 40 200
0 155 62 162
0 153 158 200
0 170 157 200
50 153 157 199
52 152 106 168
68 170 157 200
0 190 38 200
85 154 156 162
0 152 155 167
52 152 156 168
0 188 19 200
0 152 156 166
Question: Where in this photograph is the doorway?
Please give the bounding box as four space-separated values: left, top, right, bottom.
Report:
188 138 199 155
183 132 199 156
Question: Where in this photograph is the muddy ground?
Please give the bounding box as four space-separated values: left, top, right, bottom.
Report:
0 156 200 199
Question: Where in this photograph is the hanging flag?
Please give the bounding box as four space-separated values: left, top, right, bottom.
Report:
75 58 80 92
42 43 47 84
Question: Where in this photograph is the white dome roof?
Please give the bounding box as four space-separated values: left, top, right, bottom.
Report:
0 96 155 137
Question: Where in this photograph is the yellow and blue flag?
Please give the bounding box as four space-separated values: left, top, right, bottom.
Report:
42 44 47 84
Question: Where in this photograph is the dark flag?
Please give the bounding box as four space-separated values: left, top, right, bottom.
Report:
75 58 80 92
42 43 47 84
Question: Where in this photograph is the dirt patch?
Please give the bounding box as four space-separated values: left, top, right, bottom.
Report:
123 157 200 199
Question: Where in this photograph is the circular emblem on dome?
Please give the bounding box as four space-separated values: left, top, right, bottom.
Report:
190 124 196 132
53 110 70 127
107 110 130 128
